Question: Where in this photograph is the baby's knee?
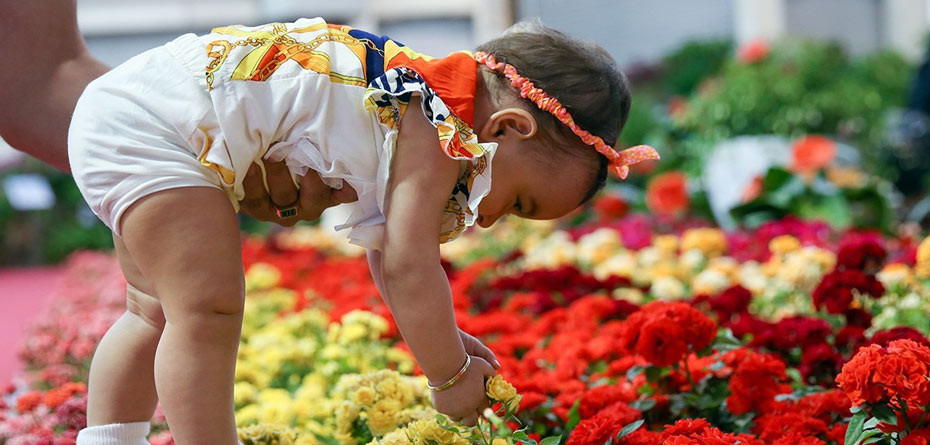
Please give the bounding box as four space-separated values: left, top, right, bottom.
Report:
126 284 165 330
171 281 245 320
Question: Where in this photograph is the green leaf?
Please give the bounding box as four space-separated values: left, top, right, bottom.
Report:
564 399 582 433
871 404 897 425
616 419 645 440
630 399 656 411
540 435 562 445
626 365 645 381
645 366 663 382
845 410 867 445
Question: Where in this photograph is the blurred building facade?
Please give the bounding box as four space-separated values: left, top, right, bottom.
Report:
75 0 930 68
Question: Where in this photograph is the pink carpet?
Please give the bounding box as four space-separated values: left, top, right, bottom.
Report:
0 266 65 384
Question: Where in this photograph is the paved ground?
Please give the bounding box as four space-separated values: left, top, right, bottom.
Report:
0 266 64 384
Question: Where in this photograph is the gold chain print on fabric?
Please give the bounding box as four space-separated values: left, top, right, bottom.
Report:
439 156 489 243
204 23 383 90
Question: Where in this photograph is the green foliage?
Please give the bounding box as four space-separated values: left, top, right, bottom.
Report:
662 39 734 96
667 40 912 175
729 166 896 232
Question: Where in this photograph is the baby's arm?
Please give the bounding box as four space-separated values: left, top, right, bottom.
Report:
380 102 469 383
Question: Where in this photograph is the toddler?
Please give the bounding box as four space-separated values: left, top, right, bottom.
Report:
68 18 658 444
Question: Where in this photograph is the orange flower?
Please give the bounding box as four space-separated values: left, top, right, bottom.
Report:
741 175 764 203
738 39 770 63
790 135 836 173
16 390 43 413
646 171 689 216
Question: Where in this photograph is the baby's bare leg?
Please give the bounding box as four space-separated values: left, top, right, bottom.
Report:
119 186 244 445
85 236 163 426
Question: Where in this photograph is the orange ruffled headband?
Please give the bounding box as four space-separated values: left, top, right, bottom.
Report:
474 51 659 179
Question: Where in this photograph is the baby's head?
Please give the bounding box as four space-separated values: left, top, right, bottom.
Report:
472 21 642 228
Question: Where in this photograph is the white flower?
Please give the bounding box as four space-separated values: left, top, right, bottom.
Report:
576 228 623 266
651 276 685 300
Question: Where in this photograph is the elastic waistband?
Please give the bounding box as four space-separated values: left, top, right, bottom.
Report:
161 33 211 90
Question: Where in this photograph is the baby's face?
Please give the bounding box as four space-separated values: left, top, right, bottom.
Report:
475 140 592 228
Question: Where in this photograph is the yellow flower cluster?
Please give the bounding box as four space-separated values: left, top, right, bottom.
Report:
331 370 432 438
917 236 930 279
234 287 424 443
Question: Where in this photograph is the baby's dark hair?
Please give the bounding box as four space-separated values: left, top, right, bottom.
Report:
477 20 631 204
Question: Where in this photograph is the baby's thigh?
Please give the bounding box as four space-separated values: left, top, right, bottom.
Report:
118 186 245 323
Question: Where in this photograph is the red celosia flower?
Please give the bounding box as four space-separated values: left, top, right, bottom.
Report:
616 428 661 445
812 269 884 314
790 135 836 173
868 326 930 348
645 171 689 216
836 343 887 406
903 427 930 445
708 285 753 321
619 302 717 367
799 344 844 387
836 236 886 273
837 339 930 409
755 412 828 442
578 384 637 419
566 402 640 445
725 351 790 415
877 340 930 407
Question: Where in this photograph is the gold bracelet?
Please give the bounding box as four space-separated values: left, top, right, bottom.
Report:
427 355 471 392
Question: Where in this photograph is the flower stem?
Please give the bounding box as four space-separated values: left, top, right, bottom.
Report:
896 396 912 433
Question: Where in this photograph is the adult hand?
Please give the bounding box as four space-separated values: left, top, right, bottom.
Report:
239 160 358 225
430 356 496 428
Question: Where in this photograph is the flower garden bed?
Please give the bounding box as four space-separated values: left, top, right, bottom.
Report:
1 213 928 445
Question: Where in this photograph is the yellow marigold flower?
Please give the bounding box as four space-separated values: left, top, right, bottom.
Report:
353 386 377 406
592 251 637 280
245 262 281 291
576 228 623 265
405 419 469 445
234 381 258 408
680 228 728 257
335 401 360 433
653 235 679 256
825 165 866 188
769 235 801 255
386 347 415 374
375 429 413 445
295 435 320 445
878 263 913 288
492 439 509 445
377 377 414 406
917 236 930 278
651 261 680 280
367 398 403 436
238 424 297 445
236 405 261 427
486 375 520 411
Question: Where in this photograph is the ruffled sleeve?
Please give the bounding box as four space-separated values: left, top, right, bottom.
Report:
357 66 496 246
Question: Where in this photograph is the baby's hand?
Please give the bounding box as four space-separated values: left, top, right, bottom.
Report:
430 356 496 427
459 329 501 370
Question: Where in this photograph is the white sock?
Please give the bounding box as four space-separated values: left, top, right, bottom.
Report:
76 421 151 445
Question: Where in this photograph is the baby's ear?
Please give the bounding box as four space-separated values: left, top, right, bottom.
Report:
480 108 537 140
